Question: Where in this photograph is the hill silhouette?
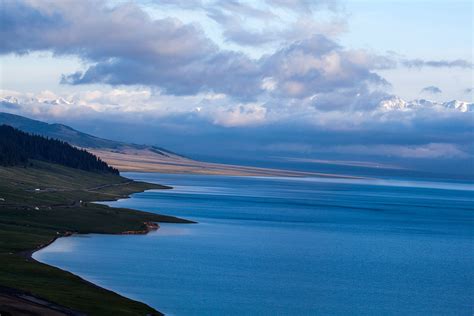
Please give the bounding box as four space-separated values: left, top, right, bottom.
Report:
0 125 118 174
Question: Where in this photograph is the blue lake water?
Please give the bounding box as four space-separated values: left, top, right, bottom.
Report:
34 173 474 315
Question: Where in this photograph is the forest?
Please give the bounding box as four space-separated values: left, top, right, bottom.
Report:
0 125 118 174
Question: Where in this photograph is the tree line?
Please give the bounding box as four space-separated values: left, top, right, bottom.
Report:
0 125 119 174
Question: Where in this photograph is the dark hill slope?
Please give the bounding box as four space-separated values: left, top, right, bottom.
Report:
0 112 178 156
0 125 118 174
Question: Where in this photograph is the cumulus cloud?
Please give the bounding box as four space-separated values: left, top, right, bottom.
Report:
260 35 390 100
420 86 442 94
1 0 389 105
2 0 262 99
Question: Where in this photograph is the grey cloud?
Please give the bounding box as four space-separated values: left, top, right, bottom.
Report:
148 0 204 9
215 0 276 20
309 89 390 111
260 35 389 99
155 0 340 14
206 7 277 46
3 89 473 175
64 105 474 175
207 0 345 47
0 101 21 110
264 0 340 13
61 51 263 99
1 0 262 99
420 86 442 94
1 0 215 60
2 1 388 103
41 101 472 157
402 59 473 69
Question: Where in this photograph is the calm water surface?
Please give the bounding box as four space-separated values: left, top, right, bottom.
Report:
34 173 474 315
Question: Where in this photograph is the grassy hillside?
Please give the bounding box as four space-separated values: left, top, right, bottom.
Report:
0 161 192 315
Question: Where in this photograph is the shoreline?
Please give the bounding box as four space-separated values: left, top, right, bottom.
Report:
5 178 193 316
25 221 160 260
22 221 165 316
89 148 364 179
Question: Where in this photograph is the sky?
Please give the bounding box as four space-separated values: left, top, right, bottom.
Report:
0 0 473 175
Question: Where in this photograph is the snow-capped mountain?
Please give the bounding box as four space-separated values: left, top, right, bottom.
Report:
2 93 473 114
379 97 473 112
1 96 73 106
443 100 474 112
40 97 72 105
0 96 20 104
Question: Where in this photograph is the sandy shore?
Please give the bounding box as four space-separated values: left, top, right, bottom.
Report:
89 148 358 178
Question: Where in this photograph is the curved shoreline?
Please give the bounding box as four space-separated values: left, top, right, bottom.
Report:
26 221 159 260
3 177 194 316
26 222 164 315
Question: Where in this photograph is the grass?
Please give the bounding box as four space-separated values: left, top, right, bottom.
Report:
0 160 192 315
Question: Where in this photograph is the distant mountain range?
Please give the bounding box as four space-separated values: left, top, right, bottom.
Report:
2 95 472 114
379 97 473 112
1 96 73 106
0 112 180 157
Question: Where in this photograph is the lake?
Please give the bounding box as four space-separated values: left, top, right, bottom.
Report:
34 173 474 315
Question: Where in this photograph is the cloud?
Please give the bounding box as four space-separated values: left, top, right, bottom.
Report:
264 0 341 13
2 86 473 174
206 0 346 47
464 88 473 94
401 59 473 69
0 101 20 110
2 88 472 156
2 1 212 57
2 0 390 105
1 1 472 175
2 0 263 100
325 143 469 159
260 35 390 100
206 6 277 46
61 50 263 100
420 86 442 94
209 103 267 127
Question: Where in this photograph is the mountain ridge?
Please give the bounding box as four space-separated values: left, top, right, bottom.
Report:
379 97 473 112
0 112 181 158
0 125 119 174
